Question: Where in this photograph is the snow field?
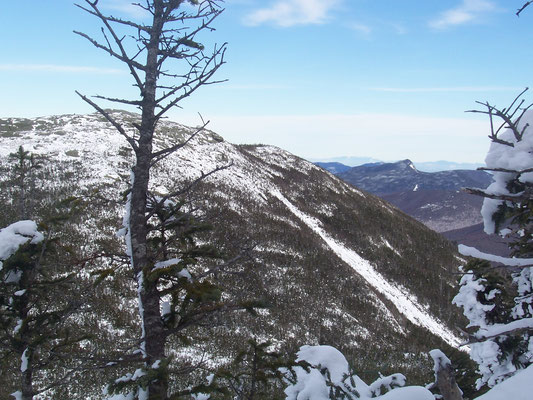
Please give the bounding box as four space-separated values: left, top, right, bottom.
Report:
272 190 462 348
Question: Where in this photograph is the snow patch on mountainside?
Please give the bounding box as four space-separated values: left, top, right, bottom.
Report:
271 190 462 348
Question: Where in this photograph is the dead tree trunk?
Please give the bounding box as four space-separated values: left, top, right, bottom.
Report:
75 1 227 398
429 349 463 400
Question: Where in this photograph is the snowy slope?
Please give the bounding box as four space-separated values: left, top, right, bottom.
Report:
0 111 465 383
273 190 460 347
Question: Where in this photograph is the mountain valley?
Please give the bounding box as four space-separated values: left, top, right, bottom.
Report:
318 159 508 256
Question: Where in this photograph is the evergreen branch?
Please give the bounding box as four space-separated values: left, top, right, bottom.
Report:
166 302 255 338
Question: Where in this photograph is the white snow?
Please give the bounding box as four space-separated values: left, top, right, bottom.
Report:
192 394 210 400
454 255 533 388
105 394 134 400
10 391 22 400
138 387 148 400
153 258 181 270
20 348 29 373
474 364 533 400
0 220 44 271
476 317 533 339
368 374 406 397
429 349 453 386
377 387 434 400
13 319 23 334
459 244 533 267
381 238 401 256
136 271 146 357
152 259 191 281
285 345 434 400
297 345 351 384
272 190 461 347
480 110 533 234
161 301 171 317
453 271 495 330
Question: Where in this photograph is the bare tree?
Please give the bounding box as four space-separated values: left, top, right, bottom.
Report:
74 1 242 398
428 350 463 400
517 1 532 16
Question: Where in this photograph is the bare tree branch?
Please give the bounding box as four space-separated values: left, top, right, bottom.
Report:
517 1 533 16
463 187 528 202
75 91 138 151
144 162 232 222
74 1 146 91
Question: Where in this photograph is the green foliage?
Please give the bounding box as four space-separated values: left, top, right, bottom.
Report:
442 346 487 399
464 260 531 374
211 339 298 400
8 145 44 219
465 259 516 326
0 218 85 397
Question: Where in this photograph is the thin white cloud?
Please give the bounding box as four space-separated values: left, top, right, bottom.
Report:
0 64 125 74
370 86 521 93
244 0 340 27
429 0 497 29
349 22 372 36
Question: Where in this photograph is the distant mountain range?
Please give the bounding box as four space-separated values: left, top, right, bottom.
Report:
314 158 484 172
336 159 493 195
317 159 508 255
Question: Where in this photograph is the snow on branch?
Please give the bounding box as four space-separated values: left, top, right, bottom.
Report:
458 245 533 267
0 220 44 271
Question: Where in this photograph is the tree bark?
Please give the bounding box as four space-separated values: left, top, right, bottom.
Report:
76 1 226 397
435 364 463 400
430 350 463 400
128 2 169 398
21 355 34 400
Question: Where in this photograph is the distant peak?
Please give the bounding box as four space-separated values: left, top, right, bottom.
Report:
397 159 417 171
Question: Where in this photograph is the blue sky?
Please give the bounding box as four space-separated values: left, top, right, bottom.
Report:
1 0 532 163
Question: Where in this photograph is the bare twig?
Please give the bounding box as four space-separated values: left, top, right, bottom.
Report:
517 1 533 16
75 91 138 151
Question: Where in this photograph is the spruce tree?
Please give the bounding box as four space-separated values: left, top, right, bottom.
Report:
8 146 43 220
212 339 295 399
0 199 89 400
455 89 533 388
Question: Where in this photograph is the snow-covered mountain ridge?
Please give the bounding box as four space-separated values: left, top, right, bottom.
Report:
0 111 466 386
